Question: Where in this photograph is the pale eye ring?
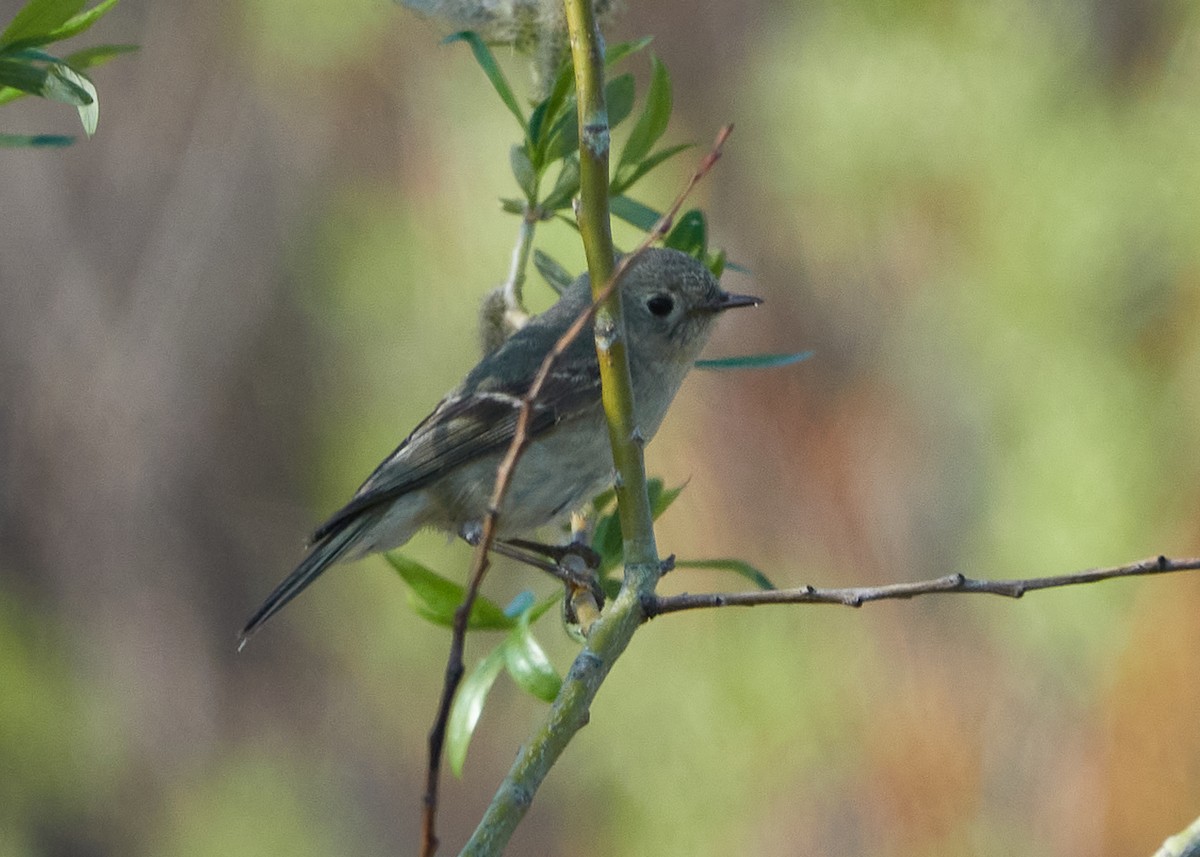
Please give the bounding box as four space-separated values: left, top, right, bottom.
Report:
646 294 674 317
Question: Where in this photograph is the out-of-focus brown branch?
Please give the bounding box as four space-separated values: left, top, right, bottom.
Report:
645 555 1200 617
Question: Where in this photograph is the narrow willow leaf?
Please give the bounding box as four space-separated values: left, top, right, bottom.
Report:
612 141 691 196
530 59 573 149
590 510 623 574
41 0 119 45
543 74 633 165
674 558 777 590
663 209 706 258
609 194 660 232
0 57 52 95
539 153 579 212
695 351 814 371
618 55 671 172
588 480 686 574
64 42 135 69
0 42 130 105
533 250 573 294
503 622 561 703
648 479 685 520
605 72 635 130
509 143 537 200
590 487 616 514
542 101 578 164
384 553 514 630
444 31 525 132
447 645 506 776
0 132 72 146
55 62 95 134
605 37 653 67
0 0 85 49
706 248 726 278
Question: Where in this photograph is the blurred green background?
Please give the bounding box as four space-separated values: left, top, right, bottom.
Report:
2 0 1199 854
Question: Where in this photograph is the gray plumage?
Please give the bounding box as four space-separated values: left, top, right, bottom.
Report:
240 248 759 645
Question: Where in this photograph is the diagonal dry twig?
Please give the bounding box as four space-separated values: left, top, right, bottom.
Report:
419 126 735 857
645 555 1200 617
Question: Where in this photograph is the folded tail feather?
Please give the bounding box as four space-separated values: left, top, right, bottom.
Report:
238 519 366 649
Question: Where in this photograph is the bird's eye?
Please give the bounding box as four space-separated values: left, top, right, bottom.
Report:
646 294 674 317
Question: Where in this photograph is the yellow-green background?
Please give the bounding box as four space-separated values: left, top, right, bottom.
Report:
2 0 1199 854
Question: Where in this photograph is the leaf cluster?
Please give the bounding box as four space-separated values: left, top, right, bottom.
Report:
387 479 774 774
0 0 134 146
447 32 729 281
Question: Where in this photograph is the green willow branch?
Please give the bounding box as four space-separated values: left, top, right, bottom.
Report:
564 0 661 581
459 123 733 856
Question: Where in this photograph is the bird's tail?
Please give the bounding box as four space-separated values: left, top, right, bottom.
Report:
238 520 365 650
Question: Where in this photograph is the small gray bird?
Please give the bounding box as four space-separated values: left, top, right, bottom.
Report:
240 248 760 644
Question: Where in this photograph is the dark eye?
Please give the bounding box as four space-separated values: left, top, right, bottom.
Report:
646 294 674 317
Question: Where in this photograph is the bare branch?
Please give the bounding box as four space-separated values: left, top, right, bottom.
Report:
645 555 1200 617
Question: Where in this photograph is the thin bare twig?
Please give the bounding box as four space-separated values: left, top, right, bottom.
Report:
645 555 1200 617
420 127 734 856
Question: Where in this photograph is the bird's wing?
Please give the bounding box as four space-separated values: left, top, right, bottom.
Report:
310 323 600 543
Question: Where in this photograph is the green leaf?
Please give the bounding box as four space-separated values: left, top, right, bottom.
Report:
590 487 616 514
540 153 579 212
0 0 85 49
447 645 506 776
0 41 131 106
674 558 776 590
499 197 525 215
444 31 526 132
503 621 561 703
612 142 691 196
618 55 672 172
510 143 537 200
605 72 635 130
664 208 707 258
542 103 578 164
605 36 653 67
609 194 661 232
590 509 623 574
706 248 726 279
589 480 685 574
533 250 574 294
695 352 814 371
65 41 134 69
541 74 634 166
0 56 52 95
648 478 684 520
0 131 72 146
529 59 573 149
385 553 515 630
55 62 95 134
40 0 119 46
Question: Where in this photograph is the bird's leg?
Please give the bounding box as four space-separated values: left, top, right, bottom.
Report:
500 537 602 573
498 538 606 634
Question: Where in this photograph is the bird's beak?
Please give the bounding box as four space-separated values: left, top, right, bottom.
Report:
711 291 763 311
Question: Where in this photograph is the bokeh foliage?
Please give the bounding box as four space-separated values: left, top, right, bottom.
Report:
1 0 1199 855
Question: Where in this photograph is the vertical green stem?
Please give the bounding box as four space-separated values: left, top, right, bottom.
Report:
458 1 664 853
563 0 660 584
